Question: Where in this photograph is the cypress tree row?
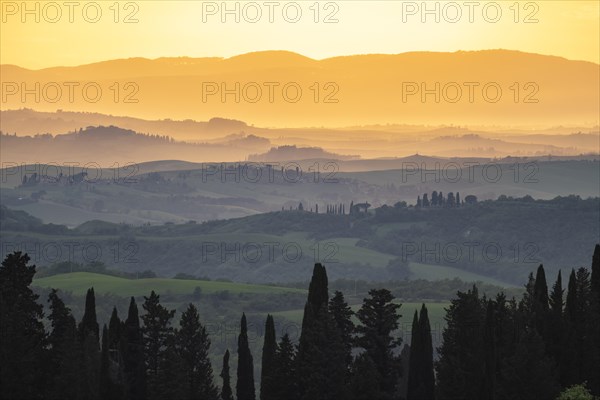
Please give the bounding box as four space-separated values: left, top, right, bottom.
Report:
3 246 600 400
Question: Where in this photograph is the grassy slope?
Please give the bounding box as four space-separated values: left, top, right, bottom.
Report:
33 272 306 296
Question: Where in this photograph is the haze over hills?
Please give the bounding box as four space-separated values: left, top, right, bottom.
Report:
1 195 597 285
1 155 598 226
1 109 598 163
1 50 598 127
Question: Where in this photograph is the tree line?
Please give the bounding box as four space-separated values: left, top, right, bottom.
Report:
1 244 599 399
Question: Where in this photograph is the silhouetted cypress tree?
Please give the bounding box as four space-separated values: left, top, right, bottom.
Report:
100 325 111 399
105 307 125 399
407 305 434 400
436 286 485 400
328 290 354 372
589 244 600 395
158 338 186 399
237 313 256 400
350 353 384 400
220 350 234 400
407 310 420 400
574 268 596 392
260 314 277 400
46 288 79 400
141 291 176 400
565 269 577 321
496 328 559 400
532 264 549 338
122 297 146 400
271 334 297 400
178 303 218 400
108 307 122 352
79 287 100 340
355 289 402 399
79 287 101 400
419 304 435 400
296 263 346 400
592 244 600 304
482 301 497 400
549 270 564 317
548 270 566 385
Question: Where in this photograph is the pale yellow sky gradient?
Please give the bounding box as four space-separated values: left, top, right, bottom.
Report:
1 0 598 68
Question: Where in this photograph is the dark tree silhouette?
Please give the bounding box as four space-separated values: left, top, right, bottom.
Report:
260 314 277 400
237 313 256 400
220 350 234 400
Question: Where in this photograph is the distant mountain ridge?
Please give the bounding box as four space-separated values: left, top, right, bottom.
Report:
1 50 597 127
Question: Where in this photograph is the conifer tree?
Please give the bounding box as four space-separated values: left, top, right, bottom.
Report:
100 324 111 399
532 264 549 337
79 287 101 400
497 328 559 400
592 244 600 304
105 307 125 399
355 289 402 398
220 350 234 400
178 303 218 400
271 334 298 400
548 270 566 385
141 291 176 400
79 287 100 340
589 244 600 395
328 291 355 372
46 288 79 400
237 313 256 400
351 353 384 400
122 297 146 400
436 286 485 400
296 263 346 400
260 314 277 400
419 304 435 400
407 310 421 400
407 305 434 400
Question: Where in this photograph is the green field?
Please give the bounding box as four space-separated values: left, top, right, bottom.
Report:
408 262 517 287
33 272 306 296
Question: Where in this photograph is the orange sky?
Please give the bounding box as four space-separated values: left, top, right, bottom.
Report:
1 1 599 68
